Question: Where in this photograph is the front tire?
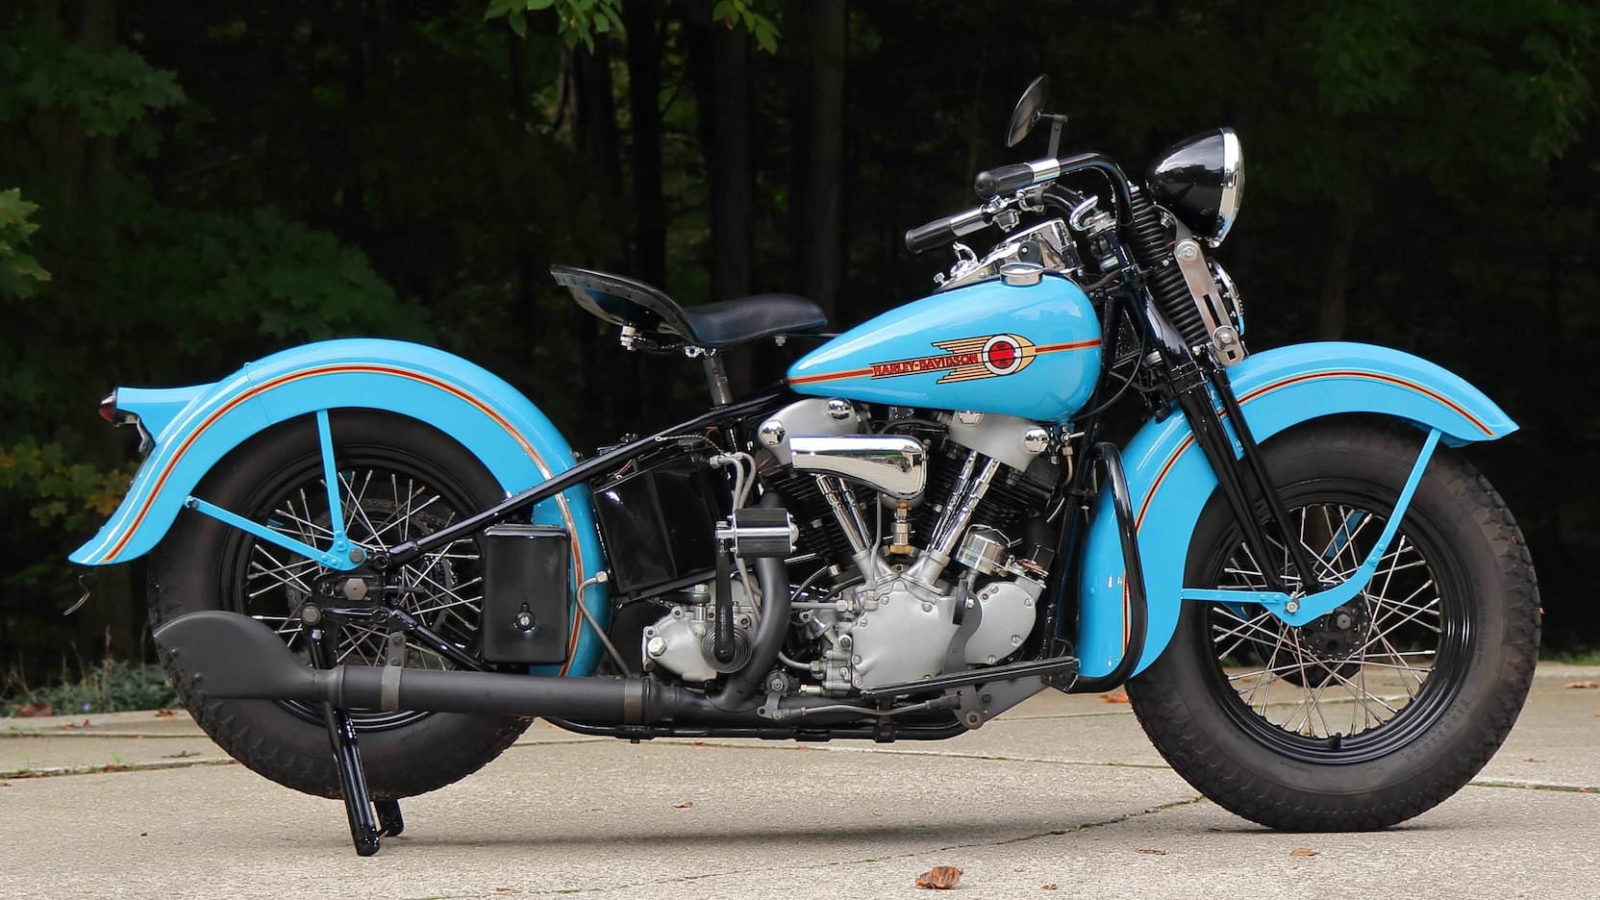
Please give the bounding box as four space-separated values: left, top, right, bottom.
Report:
150 410 531 799
1127 419 1539 830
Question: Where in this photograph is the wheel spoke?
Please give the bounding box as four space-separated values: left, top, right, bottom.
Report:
225 457 488 729
1206 495 1454 743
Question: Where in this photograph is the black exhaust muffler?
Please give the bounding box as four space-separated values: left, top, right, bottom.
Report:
153 610 877 726
156 610 652 721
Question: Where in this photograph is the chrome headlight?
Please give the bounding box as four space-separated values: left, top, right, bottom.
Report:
1145 128 1245 247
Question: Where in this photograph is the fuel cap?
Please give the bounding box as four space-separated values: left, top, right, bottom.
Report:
1000 261 1044 286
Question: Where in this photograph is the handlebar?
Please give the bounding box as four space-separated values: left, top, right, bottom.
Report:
904 205 990 255
908 153 1139 255
973 153 1134 220
974 159 1062 200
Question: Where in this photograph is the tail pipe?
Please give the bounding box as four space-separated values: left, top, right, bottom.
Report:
153 609 868 727
1068 442 1148 693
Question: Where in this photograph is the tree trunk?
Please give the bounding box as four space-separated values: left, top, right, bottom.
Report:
56 0 141 664
622 0 670 417
688 12 754 397
571 40 639 427
710 26 752 306
804 0 846 322
784 0 813 296
572 41 622 184
623 0 665 289
1317 206 1357 339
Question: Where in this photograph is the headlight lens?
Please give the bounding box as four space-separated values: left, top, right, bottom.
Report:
1145 128 1245 246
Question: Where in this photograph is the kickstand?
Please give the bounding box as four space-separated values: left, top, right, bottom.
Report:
375 799 404 836
310 623 385 856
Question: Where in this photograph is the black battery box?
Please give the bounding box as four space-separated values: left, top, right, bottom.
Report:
480 524 570 664
592 453 723 597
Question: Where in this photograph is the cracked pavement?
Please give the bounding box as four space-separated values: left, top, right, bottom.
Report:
2 664 1597 899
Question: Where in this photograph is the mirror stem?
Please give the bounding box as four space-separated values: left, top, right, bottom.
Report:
1046 115 1068 159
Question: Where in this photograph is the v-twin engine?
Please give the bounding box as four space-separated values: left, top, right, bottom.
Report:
764 398 1057 693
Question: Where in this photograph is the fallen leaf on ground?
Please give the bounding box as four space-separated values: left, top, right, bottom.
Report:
674 801 693 809
17 702 53 718
154 709 178 719
915 866 963 890
1042 885 1058 891
1290 848 1319 857
1136 848 1168 855
1563 681 1600 690
1099 693 1130 704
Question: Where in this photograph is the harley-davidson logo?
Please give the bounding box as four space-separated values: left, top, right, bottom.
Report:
786 333 1101 388
870 334 1038 383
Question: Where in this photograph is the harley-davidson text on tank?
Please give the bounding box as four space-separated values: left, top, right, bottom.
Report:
786 275 1104 422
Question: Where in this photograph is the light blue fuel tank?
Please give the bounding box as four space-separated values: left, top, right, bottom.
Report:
787 274 1103 423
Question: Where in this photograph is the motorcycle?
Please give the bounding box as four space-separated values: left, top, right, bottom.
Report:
72 75 1539 855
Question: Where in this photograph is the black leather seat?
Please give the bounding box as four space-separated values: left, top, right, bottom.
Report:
552 265 828 350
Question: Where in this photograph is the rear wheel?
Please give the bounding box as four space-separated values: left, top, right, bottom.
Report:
1127 420 1539 830
150 410 530 799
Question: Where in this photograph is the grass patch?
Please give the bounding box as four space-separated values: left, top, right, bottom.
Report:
1541 648 1600 666
2 657 177 717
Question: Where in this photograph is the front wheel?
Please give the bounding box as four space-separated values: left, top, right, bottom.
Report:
1127 419 1539 830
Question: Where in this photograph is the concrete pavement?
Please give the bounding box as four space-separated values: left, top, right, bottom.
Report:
2 664 1596 899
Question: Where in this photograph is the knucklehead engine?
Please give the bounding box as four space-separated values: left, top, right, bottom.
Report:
615 395 1063 697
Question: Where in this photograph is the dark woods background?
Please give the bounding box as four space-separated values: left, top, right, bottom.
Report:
2 0 1596 686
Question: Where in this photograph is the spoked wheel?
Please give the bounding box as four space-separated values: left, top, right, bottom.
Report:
1206 502 1460 757
239 459 485 731
151 410 531 799
1127 420 1539 830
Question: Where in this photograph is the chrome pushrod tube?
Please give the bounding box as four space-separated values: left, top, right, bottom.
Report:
815 475 871 554
910 450 1002 585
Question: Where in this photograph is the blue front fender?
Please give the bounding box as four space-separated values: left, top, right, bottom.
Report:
71 338 611 676
1076 341 1516 677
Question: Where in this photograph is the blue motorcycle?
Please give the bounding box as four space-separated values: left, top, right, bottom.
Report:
74 76 1538 854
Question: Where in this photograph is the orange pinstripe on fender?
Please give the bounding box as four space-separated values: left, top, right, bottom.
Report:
99 363 590 674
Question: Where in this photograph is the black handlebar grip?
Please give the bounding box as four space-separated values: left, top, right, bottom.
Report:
973 162 1035 199
905 216 960 255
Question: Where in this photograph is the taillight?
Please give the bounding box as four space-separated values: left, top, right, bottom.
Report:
98 390 153 454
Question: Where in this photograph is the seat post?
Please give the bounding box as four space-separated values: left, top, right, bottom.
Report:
700 352 732 406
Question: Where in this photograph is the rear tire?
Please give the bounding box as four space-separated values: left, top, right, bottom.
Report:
150 410 530 799
1127 419 1539 830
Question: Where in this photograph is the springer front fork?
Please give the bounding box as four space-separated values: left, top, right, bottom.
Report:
1126 286 1439 627
1166 343 1439 627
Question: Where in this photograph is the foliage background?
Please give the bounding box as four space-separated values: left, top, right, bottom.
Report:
2 0 1596 685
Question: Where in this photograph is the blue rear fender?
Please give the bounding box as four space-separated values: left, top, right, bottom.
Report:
71 338 611 677
1075 341 1517 677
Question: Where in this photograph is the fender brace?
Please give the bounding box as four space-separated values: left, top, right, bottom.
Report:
1170 348 1443 628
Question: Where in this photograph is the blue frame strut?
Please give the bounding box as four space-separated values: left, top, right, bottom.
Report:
315 409 350 553
181 408 360 572
1179 427 1441 627
183 496 360 571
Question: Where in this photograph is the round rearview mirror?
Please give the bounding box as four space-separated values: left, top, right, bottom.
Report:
1004 75 1050 148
